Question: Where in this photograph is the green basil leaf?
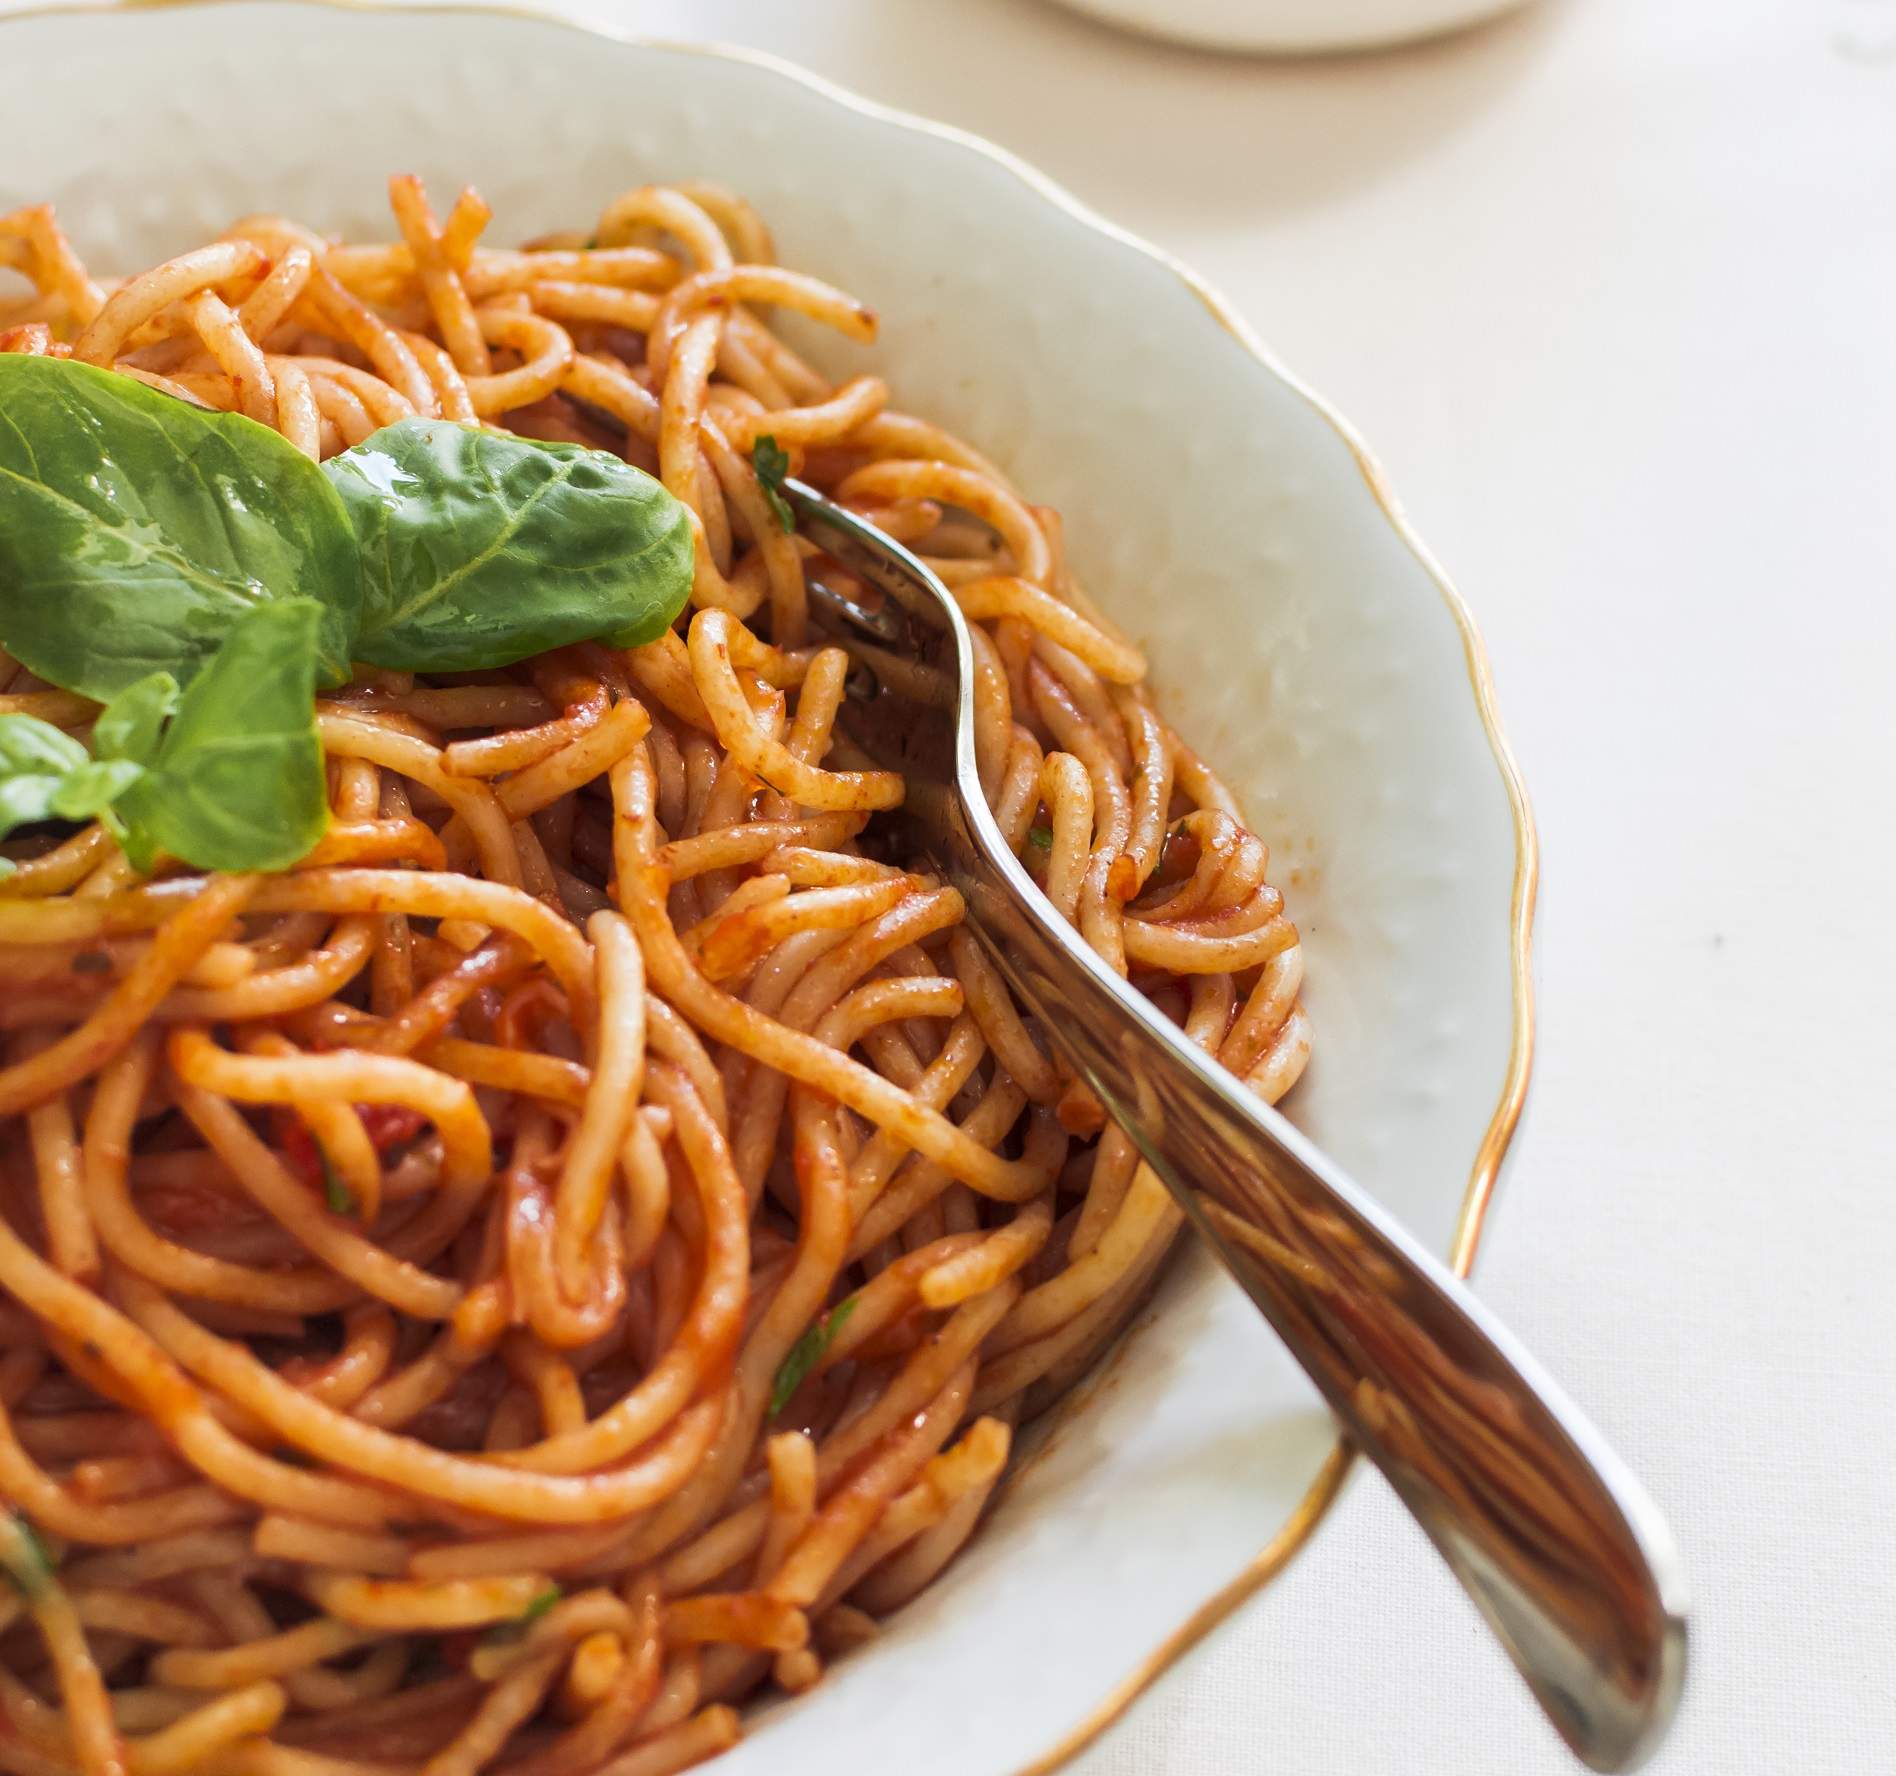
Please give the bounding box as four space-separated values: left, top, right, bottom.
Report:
0 713 87 780
752 434 794 533
324 419 694 672
117 599 329 874
95 672 181 768
49 758 145 822
0 356 360 700
769 1295 859 1420
1025 825 1053 851
0 713 138 866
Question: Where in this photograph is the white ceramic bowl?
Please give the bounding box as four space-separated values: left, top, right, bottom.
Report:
1047 0 1536 55
0 6 1536 1770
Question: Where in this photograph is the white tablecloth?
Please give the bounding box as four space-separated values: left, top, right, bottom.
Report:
11 1 1891 1769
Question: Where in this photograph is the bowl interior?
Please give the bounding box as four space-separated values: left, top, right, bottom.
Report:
0 8 1528 1771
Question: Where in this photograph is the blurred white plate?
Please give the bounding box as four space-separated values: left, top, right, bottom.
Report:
1047 0 1535 54
0 4 1536 1770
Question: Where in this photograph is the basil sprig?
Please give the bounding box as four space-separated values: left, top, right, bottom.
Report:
0 601 328 877
0 360 695 876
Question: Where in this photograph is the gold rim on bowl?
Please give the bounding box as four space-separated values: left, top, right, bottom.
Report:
0 4 1541 1766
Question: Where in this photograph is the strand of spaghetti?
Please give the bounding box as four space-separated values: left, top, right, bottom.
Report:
846 1457 1001 1615
0 203 105 322
81 1017 363 1305
72 240 267 365
239 1032 383 1223
838 460 1051 584
523 279 660 330
500 1590 664 1776
417 1035 588 1109
647 265 875 383
115 1275 726 1523
918 1194 1055 1309
0 1514 123 1776
953 574 1145 683
457 304 571 415
237 244 311 338
1122 906 1298 972
753 1432 817 1588
250 1517 410 1576
968 1210 1181 1417
816 1415 1012 1609
581 1705 739 1776
240 873 592 1016
696 416 807 642
947 928 1059 1103
301 264 435 415
0 1401 238 1544
619 862 1045 1202
688 611 900 810
0 875 254 1116
0 824 110 897
166 1029 492 1200
717 374 887 450
420 1646 563 1776
387 175 489 376
487 1065 744 1481
763 1366 974 1608
442 682 605 779
0 1216 392 1527
399 330 477 421
182 291 274 424
694 877 910 983
492 696 651 823
21 1054 97 1279
317 714 519 887
304 1573 547 1632
552 911 644 1274
68 1588 215 1650
164 1073 462 1321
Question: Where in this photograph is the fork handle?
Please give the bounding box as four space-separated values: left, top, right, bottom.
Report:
945 831 1686 1771
784 478 1685 1768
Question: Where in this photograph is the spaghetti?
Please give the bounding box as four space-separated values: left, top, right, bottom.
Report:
0 177 1310 1776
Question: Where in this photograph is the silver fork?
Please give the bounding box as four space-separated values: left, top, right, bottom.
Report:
784 477 1687 1773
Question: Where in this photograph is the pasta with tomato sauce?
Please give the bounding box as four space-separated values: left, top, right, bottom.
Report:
0 177 1309 1776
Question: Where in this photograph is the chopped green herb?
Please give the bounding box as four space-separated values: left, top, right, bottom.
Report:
319 1150 355 1218
1025 826 1053 851
752 435 795 533
769 1295 859 1419
483 1585 563 1646
0 1513 55 1599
